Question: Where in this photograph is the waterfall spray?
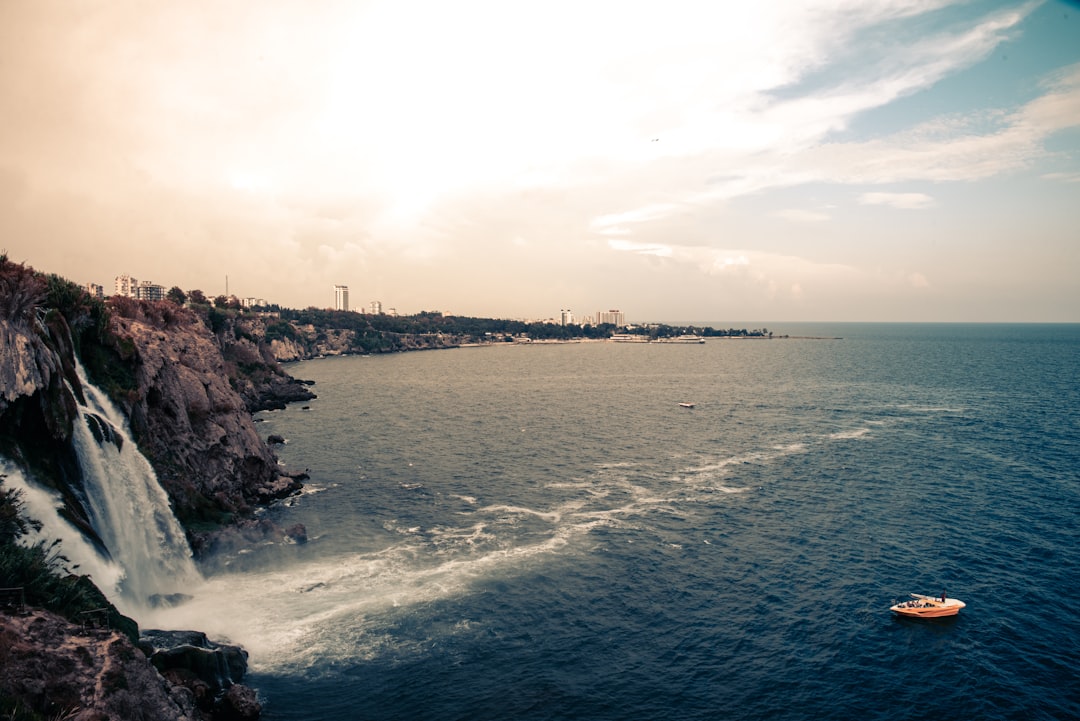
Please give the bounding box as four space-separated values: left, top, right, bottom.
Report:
67 356 201 613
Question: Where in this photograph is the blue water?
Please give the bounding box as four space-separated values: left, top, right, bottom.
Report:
168 324 1079 720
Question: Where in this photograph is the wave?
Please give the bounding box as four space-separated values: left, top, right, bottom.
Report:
828 428 872 440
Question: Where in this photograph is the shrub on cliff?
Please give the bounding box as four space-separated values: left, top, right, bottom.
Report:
0 482 137 642
0 254 47 325
107 296 189 330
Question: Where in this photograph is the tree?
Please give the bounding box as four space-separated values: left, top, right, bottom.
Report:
166 286 187 305
187 289 208 305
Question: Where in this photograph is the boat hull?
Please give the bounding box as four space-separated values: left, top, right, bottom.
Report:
890 595 965 618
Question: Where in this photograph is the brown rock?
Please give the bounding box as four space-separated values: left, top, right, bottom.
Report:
107 309 285 526
217 684 262 720
0 609 197 721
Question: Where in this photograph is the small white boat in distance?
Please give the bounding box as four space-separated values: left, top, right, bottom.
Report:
890 593 965 618
678 402 695 408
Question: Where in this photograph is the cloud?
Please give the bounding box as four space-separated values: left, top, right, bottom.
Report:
585 3 1048 233
1 1 1075 321
1041 171 1080 183
777 208 832 222
607 239 674 258
591 204 683 234
858 192 935 209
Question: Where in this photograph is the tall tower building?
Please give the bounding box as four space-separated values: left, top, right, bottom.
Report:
334 285 349 311
560 309 574 326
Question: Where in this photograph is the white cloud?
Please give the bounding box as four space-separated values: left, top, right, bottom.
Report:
1 0 1075 320
578 4 1051 236
777 209 832 223
607 240 674 258
858 192 935 209
1041 171 1080 183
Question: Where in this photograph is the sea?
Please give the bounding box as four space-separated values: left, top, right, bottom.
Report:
140 323 1079 721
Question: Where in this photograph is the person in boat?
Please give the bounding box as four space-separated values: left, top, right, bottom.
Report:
940 591 946 603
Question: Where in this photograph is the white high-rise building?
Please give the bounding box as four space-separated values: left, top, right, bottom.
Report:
370 300 383 315
115 275 138 298
560 309 574 326
334 285 349 311
598 309 625 326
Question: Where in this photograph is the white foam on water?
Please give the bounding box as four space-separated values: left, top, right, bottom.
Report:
140 522 585 674
477 504 562 523
829 427 872 440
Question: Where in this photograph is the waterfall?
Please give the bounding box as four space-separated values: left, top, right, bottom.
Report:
0 458 126 595
65 356 201 613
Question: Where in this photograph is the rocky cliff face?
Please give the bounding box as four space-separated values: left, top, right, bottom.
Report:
1 261 308 719
0 609 200 721
0 263 314 539
269 323 357 361
229 313 463 364
103 305 306 527
0 609 261 721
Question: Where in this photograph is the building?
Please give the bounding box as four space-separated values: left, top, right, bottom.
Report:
597 309 625 326
86 283 104 299
114 274 138 298
114 275 164 300
560 309 574 326
136 280 165 301
334 285 349 311
370 300 383 315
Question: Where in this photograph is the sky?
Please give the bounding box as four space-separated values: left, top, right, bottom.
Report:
2 0 1078 323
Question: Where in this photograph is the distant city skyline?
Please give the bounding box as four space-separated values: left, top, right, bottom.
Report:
2 1 1078 322
95 270 636 323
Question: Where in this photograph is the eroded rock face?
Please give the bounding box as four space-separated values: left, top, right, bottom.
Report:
107 311 302 525
0 609 199 721
138 629 248 694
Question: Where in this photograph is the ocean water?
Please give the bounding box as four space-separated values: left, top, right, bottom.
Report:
145 323 1080 721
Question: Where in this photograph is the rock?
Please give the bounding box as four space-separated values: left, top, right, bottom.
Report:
148 593 194 608
266 434 285 445
139 629 248 694
0 609 198 721
107 309 284 526
217 683 262 720
188 515 303 563
284 523 308 544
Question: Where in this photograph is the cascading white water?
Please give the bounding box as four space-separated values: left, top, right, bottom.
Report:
65 356 201 614
0 458 126 594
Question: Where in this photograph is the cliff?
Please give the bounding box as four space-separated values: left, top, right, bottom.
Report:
0 609 260 721
99 300 310 529
0 609 199 721
0 259 316 719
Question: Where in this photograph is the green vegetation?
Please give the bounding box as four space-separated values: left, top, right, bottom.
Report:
274 306 768 346
0 481 137 642
0 253 46 324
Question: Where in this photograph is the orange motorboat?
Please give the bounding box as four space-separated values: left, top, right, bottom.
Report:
890 593 966 618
